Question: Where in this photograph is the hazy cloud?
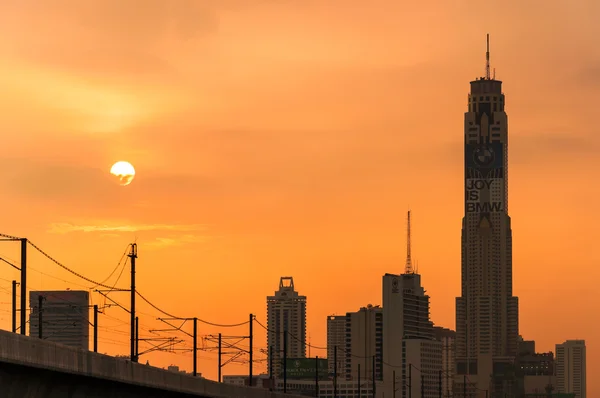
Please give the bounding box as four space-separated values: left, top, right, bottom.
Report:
145 234 210 249
48 223 208 234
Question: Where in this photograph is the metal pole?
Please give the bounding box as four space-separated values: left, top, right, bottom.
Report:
358 363 361 398
283 329 288 393
193 317 198 377
315 355 319 397
269 345 273 391
249 313 253 387
135 316 139 360
333 346 337 398
218 333 222 383
12 280 17 333
128 243 137 362
408 364 412 398
38 294 43 339
20 238 26 335
372 355 376 398
393 370 396 398
421 374 425 398
93 304 98 352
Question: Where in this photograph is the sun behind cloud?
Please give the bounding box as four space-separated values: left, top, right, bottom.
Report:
110 161 136 186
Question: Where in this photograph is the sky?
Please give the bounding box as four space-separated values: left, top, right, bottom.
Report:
0 0 599 393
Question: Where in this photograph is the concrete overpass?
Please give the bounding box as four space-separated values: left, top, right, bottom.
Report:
0 329 303 398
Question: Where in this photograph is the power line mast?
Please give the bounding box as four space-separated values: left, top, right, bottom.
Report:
405 210 413 274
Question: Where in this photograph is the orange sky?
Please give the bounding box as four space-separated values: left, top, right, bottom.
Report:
0 0 598 394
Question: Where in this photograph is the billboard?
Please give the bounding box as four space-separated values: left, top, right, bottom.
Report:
464 142 505 214
280 358 328 380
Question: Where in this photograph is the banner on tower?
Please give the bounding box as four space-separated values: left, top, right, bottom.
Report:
464 142 505 214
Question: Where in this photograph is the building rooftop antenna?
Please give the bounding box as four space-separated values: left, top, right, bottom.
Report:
485 33 491 80
405 210 413 274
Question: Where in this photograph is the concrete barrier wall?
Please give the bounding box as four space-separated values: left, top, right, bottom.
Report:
0 330 303 398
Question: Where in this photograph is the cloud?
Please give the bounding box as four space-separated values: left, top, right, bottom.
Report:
48 223 208 234
145 234 210 249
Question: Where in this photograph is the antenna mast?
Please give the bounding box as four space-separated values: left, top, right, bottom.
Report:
485 33 491 80
405 210 413 274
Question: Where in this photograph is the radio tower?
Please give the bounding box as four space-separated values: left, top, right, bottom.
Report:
404 210 413 274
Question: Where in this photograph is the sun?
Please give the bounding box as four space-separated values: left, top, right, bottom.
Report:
110 161 136 186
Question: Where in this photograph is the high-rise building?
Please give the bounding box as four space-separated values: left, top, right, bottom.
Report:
555 340 586 398
267 277 307 376
326 315 345 375
344 305 383 382
455 35 519 397
434 326 456 397
383 211 439 397
29 290 89 350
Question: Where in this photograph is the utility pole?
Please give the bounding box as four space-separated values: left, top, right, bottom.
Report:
128 243 137 363
372 355 376 398
421 374 425 398
315 355 319 397
269 345 273 390
20 238 27 335
333 346 337 398
135 316 139 359
218 333 222 383
248 313 253 387
393 370 396 398
38 294 43 339
193 317 198 377
93 305 98 352
11 280 17 333
358 363 361 398
283 329 288 393
408 364 412 398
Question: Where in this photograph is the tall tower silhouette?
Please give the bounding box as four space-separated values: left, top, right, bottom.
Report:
455 35 519 397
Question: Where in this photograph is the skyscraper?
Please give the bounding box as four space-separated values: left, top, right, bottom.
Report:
326 315 345 375
556 340 586 398
455 35 519 396
29 290 90 350
267 277 307 376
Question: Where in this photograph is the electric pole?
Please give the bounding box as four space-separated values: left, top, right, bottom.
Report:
249 313 253 387
128 243 137 363
93 304 98 352
20 238 27 335
218 333 222 382
372 355 376 398
38 294 43 339
408 364 412 398
12 280 17 333
333 346 337 398
193 317 198 377
358 363 361 398
283 329 288 393
269 345 273 390
315 355 319 397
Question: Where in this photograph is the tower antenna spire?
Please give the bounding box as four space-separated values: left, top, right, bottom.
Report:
405 210 413 274
485 33 491 80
